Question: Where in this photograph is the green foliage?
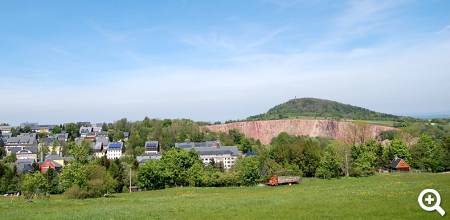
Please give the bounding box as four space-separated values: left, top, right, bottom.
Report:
411 134 445 172
161 149 202 187
350 140 378 177
86 164 116 196
70 141 91 164
51 125 62 134
137 160 167 190
402 122 450 140
22 172 48 199
442 136 450 170
64 123 80 140
60 162 88 190
109 159 125 192
63 164 116 199
46 168 62 194
186 163 205 187
379 130 398 140
270 132 324 177
0 146 5 159
248 98 407 121
4 153 17 163
64 185 89 199
0 162 20 194
315 147 341 179
234 157 260 186
385 139 411 163
2 174 450 219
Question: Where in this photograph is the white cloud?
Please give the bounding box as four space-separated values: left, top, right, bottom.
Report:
180 26 288 53
2 29 449 124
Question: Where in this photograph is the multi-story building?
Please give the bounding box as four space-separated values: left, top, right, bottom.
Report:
176 141 240 170
4 133 38 155
106 142 123 159
144 141 159 154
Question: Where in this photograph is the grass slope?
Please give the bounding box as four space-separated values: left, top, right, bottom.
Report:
248 98 405 121
1 173 449 220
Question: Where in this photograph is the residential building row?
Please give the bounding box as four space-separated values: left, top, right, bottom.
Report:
1 123 243 173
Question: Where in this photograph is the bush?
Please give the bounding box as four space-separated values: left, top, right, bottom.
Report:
64 185 89 199
315 147 341 179
411 134 445 172
22 172 48 199
137 160 167 190
235 157 261 186
350 141 378 177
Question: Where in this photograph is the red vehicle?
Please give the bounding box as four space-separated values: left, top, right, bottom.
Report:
268 176 300 186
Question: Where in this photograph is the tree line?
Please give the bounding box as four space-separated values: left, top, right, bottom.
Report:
1 117 449 199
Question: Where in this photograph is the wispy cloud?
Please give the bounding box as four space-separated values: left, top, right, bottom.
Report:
180 26 288 53
313 0 409 50
1 0 450 124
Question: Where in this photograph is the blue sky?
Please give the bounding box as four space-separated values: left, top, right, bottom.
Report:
1 0 450 124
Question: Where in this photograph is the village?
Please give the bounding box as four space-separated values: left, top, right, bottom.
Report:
0 122 243 177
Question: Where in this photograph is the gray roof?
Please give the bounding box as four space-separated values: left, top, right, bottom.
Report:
24 146 38 154
9 147 22 154
52 133 69 141
0 126 11 131
94 136 109 152
145 141 159 150
137 154 162 164
390 158 409 169
175 141 221 149
96 136 109 145
45 154 64 161
182 146 240 156
7 146 38 154
16 159 35 173
1 133 12 139
5 133 37 145
79 126 93 134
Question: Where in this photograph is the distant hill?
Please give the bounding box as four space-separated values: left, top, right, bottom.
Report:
247 98 406 121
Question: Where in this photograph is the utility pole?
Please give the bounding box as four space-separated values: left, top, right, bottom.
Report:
129 167 132 193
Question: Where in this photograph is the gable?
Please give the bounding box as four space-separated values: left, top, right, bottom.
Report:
396 159 410 169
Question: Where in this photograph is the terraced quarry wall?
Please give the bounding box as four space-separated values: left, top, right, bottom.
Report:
203 119 395 144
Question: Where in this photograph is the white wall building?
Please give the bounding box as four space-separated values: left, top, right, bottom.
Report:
106 142 123 159
179 144 240 170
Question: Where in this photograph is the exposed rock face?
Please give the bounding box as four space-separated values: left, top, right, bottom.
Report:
203 119 396 144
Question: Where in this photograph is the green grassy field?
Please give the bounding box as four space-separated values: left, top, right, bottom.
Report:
1 173 449 220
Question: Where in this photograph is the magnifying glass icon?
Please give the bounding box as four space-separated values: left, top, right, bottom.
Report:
418 189 446 216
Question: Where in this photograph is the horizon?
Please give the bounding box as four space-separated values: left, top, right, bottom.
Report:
1 0 450 125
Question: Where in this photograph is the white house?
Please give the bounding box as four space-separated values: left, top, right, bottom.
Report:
16 149 38 161
106 142 123 159
144 141 159 154
177 141 240 170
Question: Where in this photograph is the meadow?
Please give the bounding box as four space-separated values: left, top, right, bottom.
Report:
1 173 449 220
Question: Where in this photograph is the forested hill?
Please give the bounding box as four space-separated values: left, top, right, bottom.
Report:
247 98 405 121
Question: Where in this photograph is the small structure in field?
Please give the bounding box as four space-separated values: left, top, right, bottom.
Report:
268 176 300 186
390 158 410 172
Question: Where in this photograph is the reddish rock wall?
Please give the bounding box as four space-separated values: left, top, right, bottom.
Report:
203 119 395 144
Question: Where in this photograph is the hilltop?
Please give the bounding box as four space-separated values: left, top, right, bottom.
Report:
248 98 404 121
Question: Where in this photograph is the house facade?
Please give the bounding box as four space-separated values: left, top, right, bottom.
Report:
40 159 62 173
390 158 410 172
144 141 159 154
176 141 240 170
94 136 109 158
106 142 123 159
